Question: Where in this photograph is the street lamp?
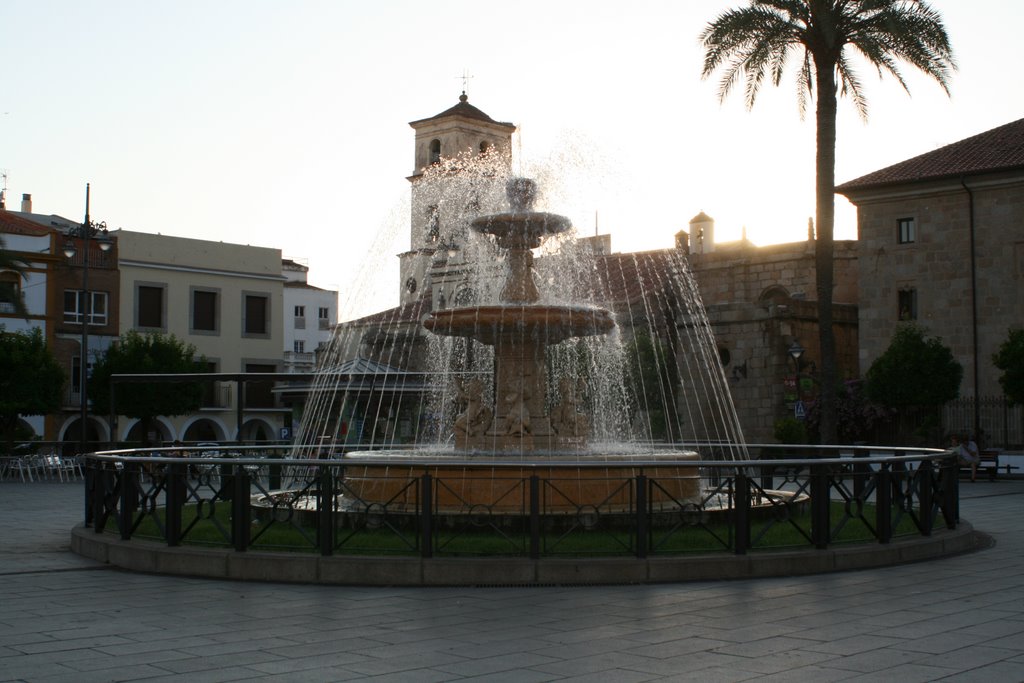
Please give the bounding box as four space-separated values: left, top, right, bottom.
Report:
787 341 805 372
63 183 112 455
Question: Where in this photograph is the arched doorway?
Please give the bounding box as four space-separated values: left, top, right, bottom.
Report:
61 417 107 455
183 418 224 444
124 419 172 447
239 419 273 444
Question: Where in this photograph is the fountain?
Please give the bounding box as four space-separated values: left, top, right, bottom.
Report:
299 174 722 517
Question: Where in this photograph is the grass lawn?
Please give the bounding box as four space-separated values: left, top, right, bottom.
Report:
123 496 925 557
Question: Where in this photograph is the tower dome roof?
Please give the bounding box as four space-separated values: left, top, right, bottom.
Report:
409 92 515 129
689 211 714 224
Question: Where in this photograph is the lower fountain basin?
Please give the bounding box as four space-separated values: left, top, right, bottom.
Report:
335 450 701 514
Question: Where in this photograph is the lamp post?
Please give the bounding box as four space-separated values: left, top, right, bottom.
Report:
786 341 806 419
63 184 112 455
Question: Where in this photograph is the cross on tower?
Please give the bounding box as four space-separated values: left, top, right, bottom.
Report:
456 69 474 95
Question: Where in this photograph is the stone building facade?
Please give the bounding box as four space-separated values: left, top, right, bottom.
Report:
686 233 859 443
837 117 1024 406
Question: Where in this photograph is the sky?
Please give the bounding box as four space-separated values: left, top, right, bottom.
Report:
2 1 1022 319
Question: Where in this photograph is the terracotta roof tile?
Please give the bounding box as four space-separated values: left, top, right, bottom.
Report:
0 209 55 237
837 117 1024 193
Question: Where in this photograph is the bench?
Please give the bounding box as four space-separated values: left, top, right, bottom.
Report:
960 449 1019 481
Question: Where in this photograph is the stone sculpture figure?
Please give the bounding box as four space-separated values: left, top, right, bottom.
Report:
453 378 492 438
551 376 589 438
502 377 532 436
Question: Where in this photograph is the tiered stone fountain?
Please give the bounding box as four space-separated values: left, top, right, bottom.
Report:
340 178 700 515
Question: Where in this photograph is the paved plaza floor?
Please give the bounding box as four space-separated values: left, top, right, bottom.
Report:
1 480 1022 682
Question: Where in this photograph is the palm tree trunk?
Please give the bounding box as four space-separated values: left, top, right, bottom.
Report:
815 65 839 444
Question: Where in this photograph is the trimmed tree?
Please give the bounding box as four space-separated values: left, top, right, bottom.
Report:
865 324 961 443
700 1 956 443
0 327 65 451
90 331 206 445
993 328 1024 405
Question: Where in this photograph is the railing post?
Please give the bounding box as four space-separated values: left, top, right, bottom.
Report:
759 447 773 491
421 472 433 559
852 447 870 499
877 464 892 544
734 470 750 555
165 462 184 547
119 463 135 540
233 464 252 552
84 457 94 527
636 474 648 559
919 458 933 536
92 462 110 534
317 464 334 557
944 454 959 528
811 463 830 549
529 474 540 560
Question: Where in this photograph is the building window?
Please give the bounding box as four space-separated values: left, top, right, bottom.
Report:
897 217 916 244
136 284 165 329
0 270 22 312
293 305 305 330
294 305 305 318
70 355 95 397
243 293 270 336
293 340 305 353
191 289 218 333
245 362 276 408
64 290 108 325
429 139 441 164
898 288 918 320
318 306 330 329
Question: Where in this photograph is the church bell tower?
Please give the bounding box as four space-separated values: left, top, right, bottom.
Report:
399 93 516 305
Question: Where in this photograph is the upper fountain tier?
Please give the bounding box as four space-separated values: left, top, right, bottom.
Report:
467 178 572 304
470 176 571 252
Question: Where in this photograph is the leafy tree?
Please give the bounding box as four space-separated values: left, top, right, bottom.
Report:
90 331 207 445
865 325 961 407
993 328 1024 404
0 236 29 318
0 327 65 451
700 0 955 443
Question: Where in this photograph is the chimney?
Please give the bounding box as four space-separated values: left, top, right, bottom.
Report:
21 193 32 213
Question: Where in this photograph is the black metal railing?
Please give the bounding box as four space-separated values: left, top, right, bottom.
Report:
83 444 958 559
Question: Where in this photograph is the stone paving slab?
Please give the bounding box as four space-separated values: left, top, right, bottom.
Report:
1 480 1022 681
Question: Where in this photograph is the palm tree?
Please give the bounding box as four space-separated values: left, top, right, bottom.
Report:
700 0 955 443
